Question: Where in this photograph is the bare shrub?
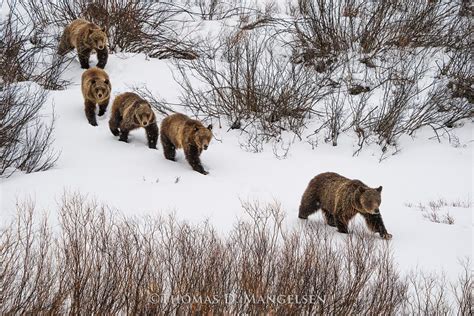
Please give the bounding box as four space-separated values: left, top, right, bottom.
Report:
348 91 373 155
401 260 473 314
422 209 455 225
131 85 176 116
450 198 472 209
403 272 452 314
0 9 60 178
394 1 468 50
334 50 473 156
19 0 199 59
313 88 348 146
371 54 426 149
193 0 225 20
289 0 351 58
1 193 472 314
405 198 473 225
285 0 471 156
289 0 467 59
0 2 60 178
185 0 271 22
0 199 64 314
357 1 399 55
0 82 59 178
1 1 70 89
452 258 474 315
442 49 474 106
176 29 329 144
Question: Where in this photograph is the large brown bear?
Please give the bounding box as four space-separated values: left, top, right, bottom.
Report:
109 92 158 149
81 67 111 126
160 113 213 175
299 172 392 239
58 19 108 69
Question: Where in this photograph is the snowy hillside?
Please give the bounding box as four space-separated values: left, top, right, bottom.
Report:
2 52 472 277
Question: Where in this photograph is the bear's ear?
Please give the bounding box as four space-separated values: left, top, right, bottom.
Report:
376 186 383 192
194 126 199 132
101 27 106 32
91 79 96 85
88 28 94 35
207 124 213 130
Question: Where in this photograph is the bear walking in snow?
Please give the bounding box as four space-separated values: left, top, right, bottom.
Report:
109 92 158 149
58 19 108 69
81 67 111 126
160 113 213 175
299 172 392 239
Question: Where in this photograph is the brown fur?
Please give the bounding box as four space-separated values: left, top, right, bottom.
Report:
299 172 391 239
58 19 108 69
160 113 213 175
109 92 158 149
81 67 111 126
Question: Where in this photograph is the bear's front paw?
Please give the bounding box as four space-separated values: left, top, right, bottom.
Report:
119 138 128 143
81 64 90 69
88 120 98 126
98 111 106 117
200 170 209 175
149 144 157 149
381 233 392 240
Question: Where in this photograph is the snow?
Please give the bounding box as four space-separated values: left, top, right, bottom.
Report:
1 12 473 283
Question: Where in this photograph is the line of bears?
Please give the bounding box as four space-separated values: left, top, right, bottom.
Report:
60 18 392 239
81 66 213 175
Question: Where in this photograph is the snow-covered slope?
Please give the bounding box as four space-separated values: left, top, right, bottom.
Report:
1 51 472 281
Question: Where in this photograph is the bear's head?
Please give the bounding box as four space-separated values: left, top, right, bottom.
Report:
359 186 382 214
90 77 111 102
193 124 213 151
134 103 155 127
88 27 107 51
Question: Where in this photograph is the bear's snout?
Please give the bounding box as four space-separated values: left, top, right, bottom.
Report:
374 208 380 214
203 145 208 150
98 44 105 50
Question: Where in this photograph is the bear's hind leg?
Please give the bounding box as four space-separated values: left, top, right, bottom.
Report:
109 111 121 136
84 100 97 126
362 213 392 239
160 133 176 161
145 123 159 149
57 30 73 55
322 209 336 227
298 194 320 219
335 215 348 234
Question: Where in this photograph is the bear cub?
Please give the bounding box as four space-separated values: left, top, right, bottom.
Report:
58 18 108 69
81 67 111 126
299 172 392 239
109 92 158 149
160 113 213 175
